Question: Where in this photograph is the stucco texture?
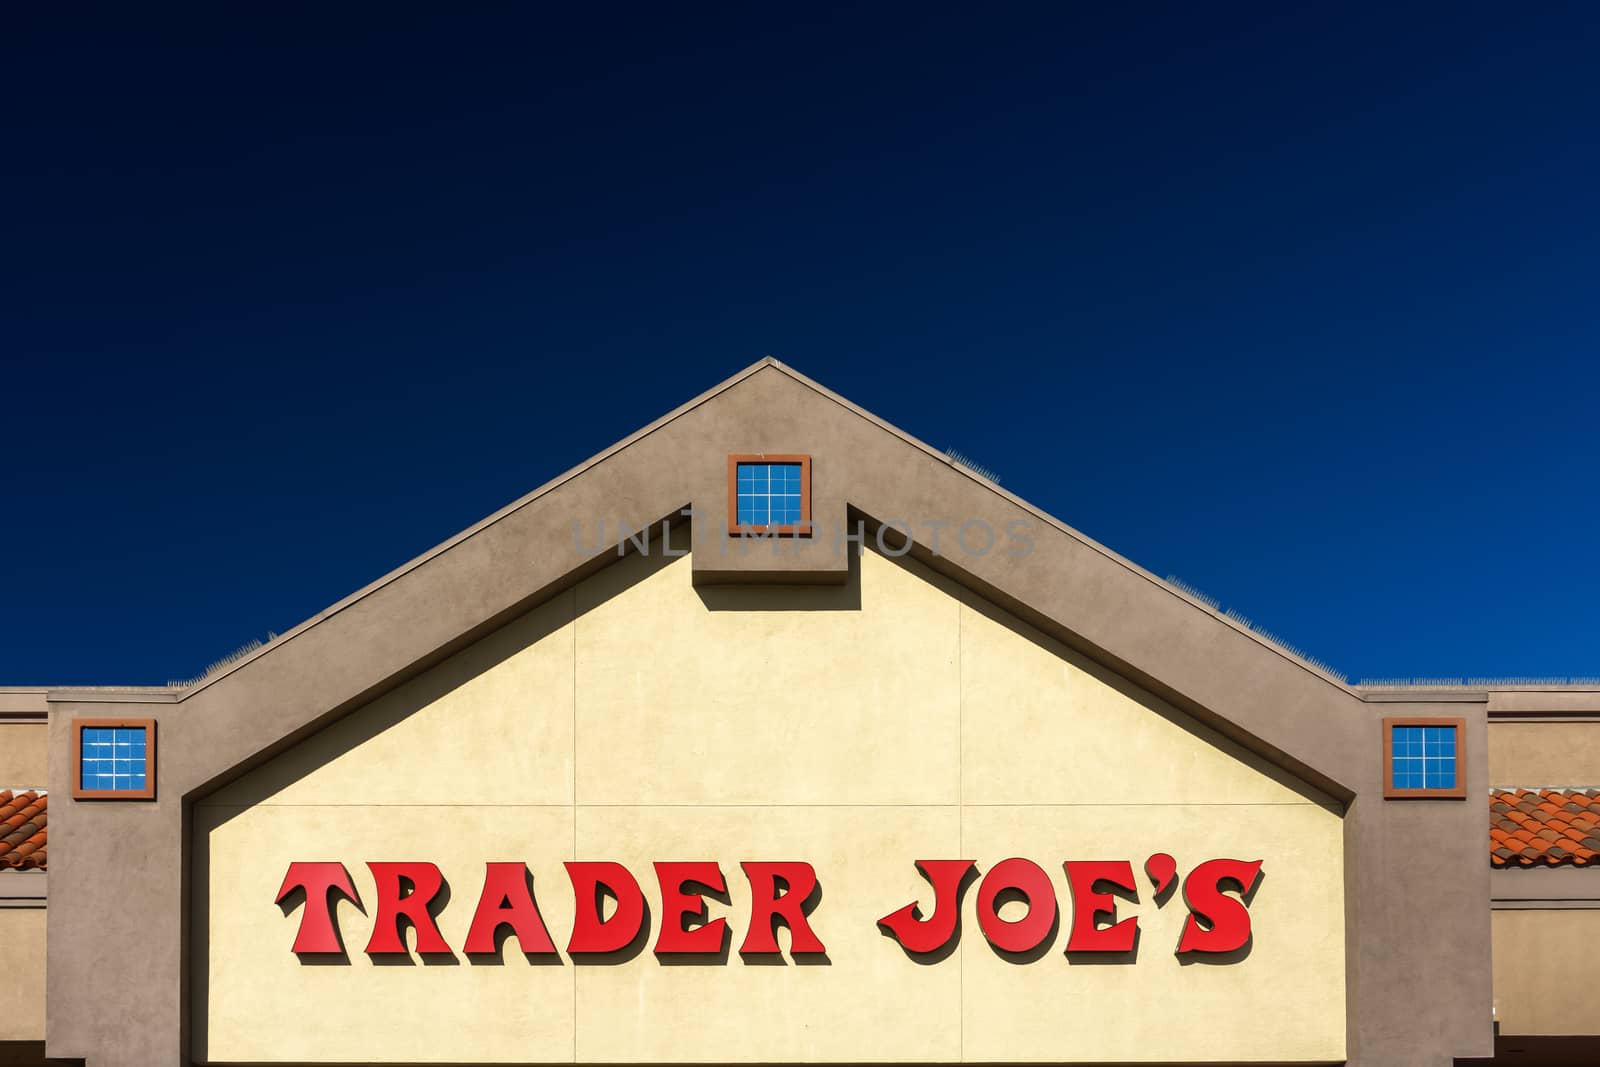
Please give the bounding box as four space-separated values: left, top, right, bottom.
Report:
0 908 44 1042
194 538 1345 1064
1489 720 1600 786
0 722 46 787
1492 910 1600 1036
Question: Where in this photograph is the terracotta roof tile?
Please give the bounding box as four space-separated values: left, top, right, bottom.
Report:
1491 789 1600 868
0 790 47 871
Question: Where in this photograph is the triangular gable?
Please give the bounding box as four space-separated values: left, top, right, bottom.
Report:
174 359 1362 804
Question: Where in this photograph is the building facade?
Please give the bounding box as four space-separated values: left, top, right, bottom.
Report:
1 359 1597 1066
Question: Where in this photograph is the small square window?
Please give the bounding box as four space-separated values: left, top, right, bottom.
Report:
727 454 811 536
73 718 156 800
1383 718 1465 799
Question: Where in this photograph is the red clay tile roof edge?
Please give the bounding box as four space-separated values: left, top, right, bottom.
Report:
0 790 47 870
1491 788 1600 868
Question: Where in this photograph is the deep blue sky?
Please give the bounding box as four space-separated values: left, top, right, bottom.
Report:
6 5 1599 686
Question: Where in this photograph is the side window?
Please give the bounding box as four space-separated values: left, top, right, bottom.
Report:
727 454 812 536
73 718 156 800
1383 717 1464 799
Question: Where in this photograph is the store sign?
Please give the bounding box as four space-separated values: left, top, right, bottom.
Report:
277 854 1262 961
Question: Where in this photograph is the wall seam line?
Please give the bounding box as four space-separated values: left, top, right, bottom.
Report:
957 596 964 1064
571 584 578 1064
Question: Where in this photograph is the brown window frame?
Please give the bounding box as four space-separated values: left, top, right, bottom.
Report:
727 453 813 537
72 717 157 801
1382 716 1466 799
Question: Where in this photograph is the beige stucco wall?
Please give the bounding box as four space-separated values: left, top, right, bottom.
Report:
0 721 47 785
1490 721 1600 786
1492 910 1600 1034
195 539 1346 1064
0 907 45 1041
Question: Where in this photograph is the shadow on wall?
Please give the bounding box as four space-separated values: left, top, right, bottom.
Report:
956 584 1340 811
694 545 862 612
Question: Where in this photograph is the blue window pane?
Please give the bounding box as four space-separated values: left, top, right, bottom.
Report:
81 724 149 791
1430 759 1457 789
1392 756 1422 790
735 462 804 528
1391 724 1458 791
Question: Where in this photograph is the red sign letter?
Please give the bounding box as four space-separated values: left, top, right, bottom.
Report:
975 857 1057 954
276 862 361 954
1145 852 1177 896
740 861 827 956
463 862 557 956
653 861 729 956
1176 858 1263 955
364 861 452 955
566 861 647 955
1063 860 1139 953
877 859 975 955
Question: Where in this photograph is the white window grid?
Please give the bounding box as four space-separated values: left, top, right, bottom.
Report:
80 726 148 791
